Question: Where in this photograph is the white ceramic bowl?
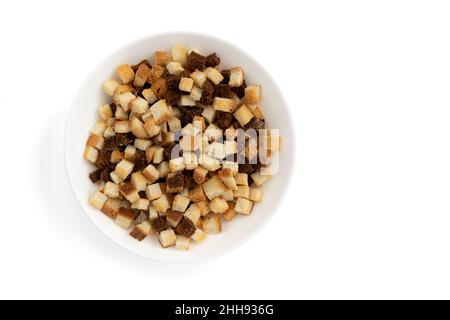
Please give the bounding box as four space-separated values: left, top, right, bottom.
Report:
65 32 295 262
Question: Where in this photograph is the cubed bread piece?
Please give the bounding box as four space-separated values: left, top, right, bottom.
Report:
147 64 165 84
204 124 223 141
188 185 206 202
167 117 181 132
142 164 159 184
223 203 237 221
166 61 184 75
90 120 107 136
149 206 158 220
183 152 198 170
209 198 228 214
233 104 254 126
152 194 171 213
249 187 263 202
169 157 185 173
151 78 167 100
213 97 234 113
218 168 238 190
190 85 202 101
130 220 152 241
104 127 115 139
191 228 207 243
84 146 98 163
144 117 161 137
205 142 226 159
179 95 196 106
131 198 149 210
110 150 123 164
115 106 129 120
193 116 206 132
202 176 226 200
130 97 149 114
229 67 244 87
124 145 136 160
193 166 208 184
89 191 108 209
97 104 113 120
150 99 171 125
201 106 216 124
224 140 237 157
102 79 120 96
234 185 250 199
235 198 253 215
172 45 188 66
245 85 261 104
146 183 162 201
166 172 184 193
179 77 194 92
166 210 183 227
224 127 238 140
134 138 151 151
157 161 169 178
114 120 131 133
110 171 122 184
115 208 135 228
205 67 224 85
119 182 140 203
172 195 190 212
130 117 149 139
235 173 248 185
199 154 221 172
114 157 134 178
153 51 171 66
86 134 104 150
184 204 202 224
149 146 162 163
201 213 222 234
101 198 121 219
104 182 120 198
222 161 239 176
221 188 234 201
118 92 137 113
159 228 176 248
190 69 207 88
250 171 271 186
142 88 158 104
131 172 148 192
247 103 264 120
175 235 190 250
113 84 134 105
134 63 151 87
196 200 210 216
116 64 135 84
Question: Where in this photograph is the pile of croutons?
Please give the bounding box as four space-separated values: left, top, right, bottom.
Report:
84 45 280 250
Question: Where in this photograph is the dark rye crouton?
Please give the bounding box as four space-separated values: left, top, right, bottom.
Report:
151 78 167 99
151 216 169 233
183 171 196 188
166 172 184 193
200 80 214 105
220 70 230 84
205 53 220 67
133 210 148 224
165 90 181 105
115 133 135 147
215 111 233 129
132 150 147 172
245 118 265 130
214 84 233 99
95 149 113 169
109 103 117 115
164 74 181 90
100 167 113 182
238 163 256 174
175 218 196 237
131 59 151 72
187 51 206 71
89 168 102 183
231 80 247 98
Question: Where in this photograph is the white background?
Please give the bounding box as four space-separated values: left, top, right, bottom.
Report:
0 0 449 299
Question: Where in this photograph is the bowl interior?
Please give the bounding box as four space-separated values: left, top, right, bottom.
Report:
65 32 295 262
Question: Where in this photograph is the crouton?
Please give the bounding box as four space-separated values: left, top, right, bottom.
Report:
114 120 131 133
201 213 222 234
143 117 161 137
153 51 171 66
151 78 167 100
223 203 237 221
134 138 151 151
191 228 207 242
209 198 228 214
204 124 223 141
157 161 169 178
116 64 135 84
142 164 159 184
131 172 148 192
249 187 263 202
247 103 264 120
234 185 250 199
102 79 120 96
129 117 149 139
172 194 190 212
196 200 210 216
159 228 176 248
89 191 108 209
179 95 196 106
131 198 149 210
218 168 238 190
193 166 208 184
175 235 190 250
166 61 184 75
190 70 207 88
245 85 261 104
90 120 107 136
97 104 113 120
172 45 188 66
152 194 171 213
205 142 226 159
104 127 115 139
213 97 234 113
166 210 183 227
250 171 271 186
205 67 224 85
130 220 152 241
190 85 202 101
148 64 165 84
229 67 244 87
169 157 185 173
222 161 239 176
199 154 221 172
233 104 254 126
104 182 120 198
142 89 158 105
130 97 149 114
202 176 226 200
167 117 181 132
150 99 171 125
235 198 253 215
179 77 194 93
86 134 104 150
101 198 121 219
134 63 151 87
84 146 98 163
115 106 129 120
120 182 140 203
235 173 248 186
201 106 216 124
124 145 136 160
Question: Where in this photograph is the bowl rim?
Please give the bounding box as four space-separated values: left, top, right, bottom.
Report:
64 31 297 263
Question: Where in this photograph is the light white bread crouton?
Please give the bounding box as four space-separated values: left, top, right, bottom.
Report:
134 64 150 87
118 92 136 111
188 185 206 203
245 85 261 104
222 161 239 176
221 188 234 201
115 208 135 229
142 164 159 184
205 67 224 85
193 116 206 132
114 160 134 180
233 104 254 126
167 210 183 227
130 117 149 139
116 64 135 84
201 106 216 124
104 127 115 139
130 97 149 114
229 67 244 87
97 104 113 120
218 168 238 190
250 171 271 186
86 134 104 150
224 140 237 156
149 206 158 220
190 70 207 87
190 228 207 243
152 147 164 164
179 95 196 106
144 117 161 137
172 45 188 66
247 103 264 120
131 198 149 210
223 202 237 221
130 220 152 241
159 228 176 248
204 124 223 141
183 152 198 170
152 194 171 213
205 142 226 159
146 183 162 201
119 183 140 203
110 150 122 164
196 200 210 216
175 235 190 250
184 204 201 224
234 185 250 199
190 85 202 101
89 191 108 209
142 88 158 104
153 51 171 66
134 138 151 151
201 213 222 234
172 195 190 212
166 61 184 75
235 173 248 185
199 154 221 172
114 120 131 133
150 99 171 125
115 106 129 120
213 97 234 112
209 198 228 214
104 182 120 198
110 171 122 184
131 172 147 192
202 175 226 200
90 120 107 136
249 187 263 202
157 161 169 178
124 145 136 160
101 198 121 219
83 146 98 163
102 79 120 96
113 84 133 105
169 157 185 173
235 198 253 215
168 117 181 132
193 166 208 185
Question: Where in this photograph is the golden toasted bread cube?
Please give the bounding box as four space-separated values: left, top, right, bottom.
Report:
204 124 223 141
148 64 165 84
235 198 253 215
130 97 149 114
184 204 201 224
201 106 216 124
134 63 151 87
222 161 239 176
104 182 120 198
188 185 206 203
102 79 120 96
114 120 131 133
175 235 190 250
234 185 250 199
202 176 226 200
223 202 237 221
90 120 107 136
167 210 183 227
168 117 181 132
169 157 185 173
110 150 122 164
205 67 224 85
205 142 226 159
131 198 149 210
191 228 207 243
101 198 121 219
183 152 198 170
131 172 148 192
193 166 208 184
179 95 196 106
115 159 134 180
116 64 135 84
104 127 115 139
118 92 136 111
155 162 168 180
229 67 244 87
142 88 158 104
142 164 159 184
84 146 98 163
152 147 165 164
218 168 238 190
110 171 122 184
235 173 248 186
199 154 221 172
245 85 261 104
150 99 171 125
115 106 129 120
221 188 234 201
190 85 202 101
120 183 140 203
152 194 171 213
172 195 190 213
153 51 171 66
89 191 108 209
149 206 158 220
172 45 188 66
113 84 133 105
134 138 151 151
249 187 263 202
213 97 234 113
129 117 149 139
250 171 271 186
209 198 229 214
190 69 207 87
166 61 184 76
143 117 161 137
247 103 264 120
130 220 152 241
97 104 113 120
201 213 222 234
115 208 135 229
146 183 162 201
178 77 194 93
123 145 136 160
159 229 176 248
196 200 210 216
233 104 254 126
86 134 104 150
